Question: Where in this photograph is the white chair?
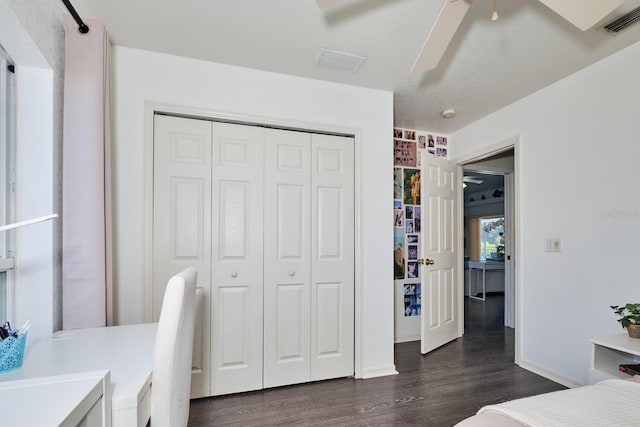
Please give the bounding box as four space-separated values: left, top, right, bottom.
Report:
151 267 198 427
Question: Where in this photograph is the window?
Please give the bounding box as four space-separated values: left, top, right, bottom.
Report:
0 45 16 321
480 216 504 261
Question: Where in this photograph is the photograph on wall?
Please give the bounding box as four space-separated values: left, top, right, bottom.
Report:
406 219 415 234
407 261 419 279
436 136 448 146
404 130 416 140
404 283 421 316
403 168 421 205
405 205 413 219
407 234 419 244
394 128 403 139
394 140 417 167
394 168 403 199
418 135 426 149
394 203 404 227
413 206 421 233
408 244 418 260
436 147 447 158
428 148 435 156
428 135 435 147
394 228 405 280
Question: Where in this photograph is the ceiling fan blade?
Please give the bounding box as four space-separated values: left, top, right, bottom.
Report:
463 177 483 184
411 0 472 73
316 0 346 9
537 0 623 31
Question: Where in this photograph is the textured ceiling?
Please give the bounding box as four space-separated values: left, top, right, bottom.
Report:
73 0 640 134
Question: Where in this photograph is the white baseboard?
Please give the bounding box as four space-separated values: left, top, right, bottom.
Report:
359 365 399 379
394 335 420 343
518 359 582 388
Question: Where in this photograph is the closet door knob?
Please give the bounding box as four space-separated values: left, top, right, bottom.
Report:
288 270 295 277
231 271 238 278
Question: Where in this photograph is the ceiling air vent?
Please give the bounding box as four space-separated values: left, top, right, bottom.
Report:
316 48 366 73
603 6 640 33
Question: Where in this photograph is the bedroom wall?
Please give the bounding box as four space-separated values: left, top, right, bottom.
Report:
450 39 640 386
0 0 61 340
110 46 396 377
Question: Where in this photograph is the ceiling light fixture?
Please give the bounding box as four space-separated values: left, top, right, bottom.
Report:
492 0 499 21
441 108 457 119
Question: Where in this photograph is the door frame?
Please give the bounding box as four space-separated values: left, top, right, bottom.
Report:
142 102 366 378
454 136 522 364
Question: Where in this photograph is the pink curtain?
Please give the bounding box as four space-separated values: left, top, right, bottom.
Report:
62 15 113 329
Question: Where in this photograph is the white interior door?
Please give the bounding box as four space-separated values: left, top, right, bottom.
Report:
420 151 460 354
263 128 312 388
210 122 265 395
310 134 354 381
152 114 211 398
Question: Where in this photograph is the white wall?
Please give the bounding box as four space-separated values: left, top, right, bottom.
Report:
450 40 640 386
110 47 396 376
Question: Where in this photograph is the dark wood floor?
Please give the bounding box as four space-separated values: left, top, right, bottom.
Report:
188 294 566 426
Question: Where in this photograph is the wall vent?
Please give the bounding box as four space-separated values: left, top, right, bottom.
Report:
603 6 640 33
316 48 366 72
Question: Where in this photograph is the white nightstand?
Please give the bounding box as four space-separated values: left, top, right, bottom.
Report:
589 334 640 384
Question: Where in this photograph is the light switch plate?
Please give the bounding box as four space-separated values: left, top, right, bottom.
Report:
546 238 561 252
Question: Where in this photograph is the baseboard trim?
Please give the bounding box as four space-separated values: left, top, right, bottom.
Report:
394 335 420 343
359 365 399 379
518 359 582 388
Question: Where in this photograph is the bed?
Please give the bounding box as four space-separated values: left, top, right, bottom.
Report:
455 378 640 426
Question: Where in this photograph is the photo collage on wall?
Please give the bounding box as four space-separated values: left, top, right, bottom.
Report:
394 127 448 317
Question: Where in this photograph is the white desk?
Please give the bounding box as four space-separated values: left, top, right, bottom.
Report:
467 260 505 301
0 371 110 426
0 323 157 426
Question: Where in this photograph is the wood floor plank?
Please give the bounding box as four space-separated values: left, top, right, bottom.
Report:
188 295 566 426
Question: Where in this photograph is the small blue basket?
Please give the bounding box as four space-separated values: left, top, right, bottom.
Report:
0 333 27 374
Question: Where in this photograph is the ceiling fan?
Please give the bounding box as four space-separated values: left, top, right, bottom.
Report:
316 0 623 72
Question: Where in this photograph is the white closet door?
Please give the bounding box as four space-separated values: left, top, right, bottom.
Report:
210 122 265 395
263 129 312 388
310 134 355 380
152 114 211 398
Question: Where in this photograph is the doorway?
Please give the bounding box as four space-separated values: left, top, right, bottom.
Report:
459 147 516 356
463 170 507 330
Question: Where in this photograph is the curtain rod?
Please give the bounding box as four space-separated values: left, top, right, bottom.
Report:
60 0 90 34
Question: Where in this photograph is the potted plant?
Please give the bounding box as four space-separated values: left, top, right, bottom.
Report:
610 303 640 338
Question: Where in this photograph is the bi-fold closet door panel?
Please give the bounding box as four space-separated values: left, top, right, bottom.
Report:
263 129 312 388
210 123 265 396
153 116 265 398
311 133 355 381
152 114 212 398
263 130 355 387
